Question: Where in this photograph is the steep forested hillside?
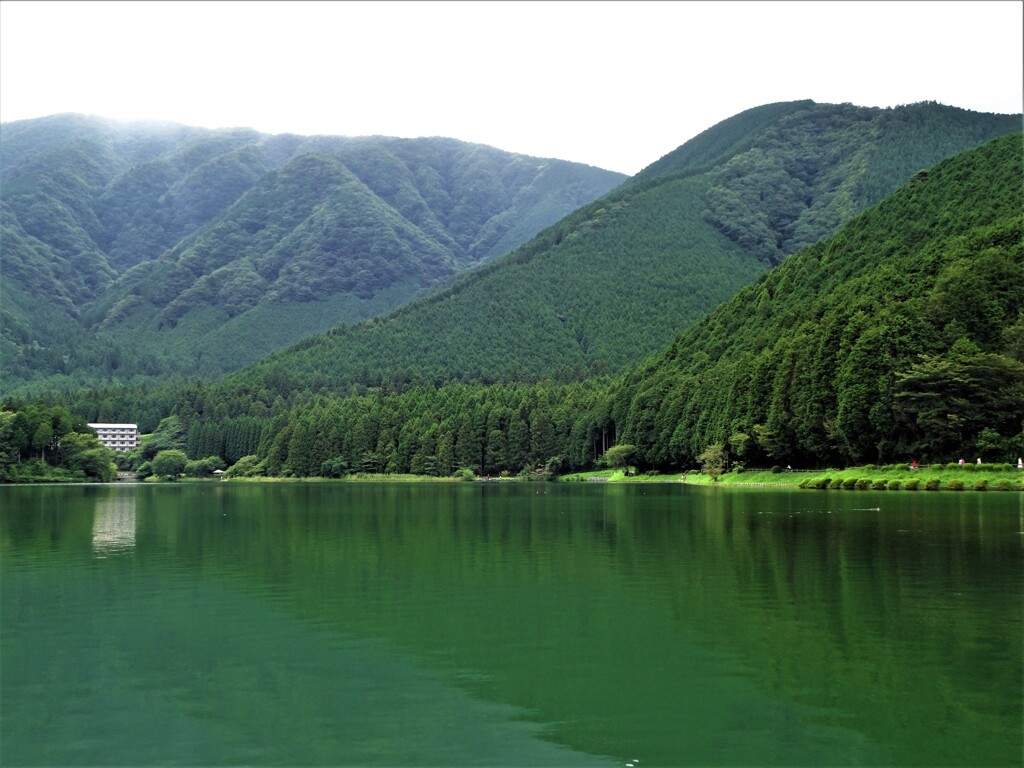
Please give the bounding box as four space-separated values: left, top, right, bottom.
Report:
46 134 1024 479
1 115 625 387
611 132 1024 468
154 132 1022 478
631 100 1021 266
210 101 1019 401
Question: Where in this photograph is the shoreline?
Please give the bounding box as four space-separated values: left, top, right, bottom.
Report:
6 466 1022 490
561 466 1024 491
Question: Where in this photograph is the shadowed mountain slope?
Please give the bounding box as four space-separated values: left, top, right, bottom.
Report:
611 132 1024 468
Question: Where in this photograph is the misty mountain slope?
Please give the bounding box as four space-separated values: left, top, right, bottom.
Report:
0 116 626 387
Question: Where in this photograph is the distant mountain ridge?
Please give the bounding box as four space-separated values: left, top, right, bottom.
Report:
205 101 1020 404
3 101 1019 408
1 115 626 386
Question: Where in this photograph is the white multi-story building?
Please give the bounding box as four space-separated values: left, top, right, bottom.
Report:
88 423 140 452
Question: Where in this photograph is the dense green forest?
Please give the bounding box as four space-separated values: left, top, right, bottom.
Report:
5 103 1017 400
152 133 1022 478
611 132 1024 469
0 403 116 482
1 115 625 388
171 101 1021 399
4 104 1022 481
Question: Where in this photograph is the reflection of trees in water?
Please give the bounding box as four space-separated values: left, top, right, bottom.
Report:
91 493 137 554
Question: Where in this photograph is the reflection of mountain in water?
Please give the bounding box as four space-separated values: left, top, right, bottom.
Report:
91 494 137 554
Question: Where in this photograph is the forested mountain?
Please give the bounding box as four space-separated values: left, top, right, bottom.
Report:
207 101 1020 399
28 127 1024 480
153 132 1021 478
1 115 625 387
611 132 1024 469
8 102 1019 445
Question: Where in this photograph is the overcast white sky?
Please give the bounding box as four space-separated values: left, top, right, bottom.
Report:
1 1 1021 175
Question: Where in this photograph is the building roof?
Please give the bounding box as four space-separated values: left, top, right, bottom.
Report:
87 423 139 429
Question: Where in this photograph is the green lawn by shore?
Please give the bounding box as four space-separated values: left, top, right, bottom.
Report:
560 465 1024 491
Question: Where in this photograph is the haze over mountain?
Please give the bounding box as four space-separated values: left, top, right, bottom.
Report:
1 114 626 388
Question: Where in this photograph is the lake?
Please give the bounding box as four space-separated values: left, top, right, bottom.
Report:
1 482 1021 766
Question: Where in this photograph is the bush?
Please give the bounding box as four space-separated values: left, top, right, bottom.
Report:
904 479 920 490
925 478 941 490
771 466 782 474
871 480 887 490
842 478 858 490
546 456 568 476
152 449 188 479
520 466 554 482
856 479 871 490
811 477 831 489
946 480 965 491
224 455 265 478
944 463 960 471
829 478 843 489
184 455 226 478
972 479 988 491
992 479 1015 491
887 480 902 491
862 464 877 472
453 468 475 481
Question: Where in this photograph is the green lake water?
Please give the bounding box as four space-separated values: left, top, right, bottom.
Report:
1 482 1021 766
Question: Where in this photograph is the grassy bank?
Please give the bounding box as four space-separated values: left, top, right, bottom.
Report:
560 469 685 483
215 473 478 483
687 465 1024 491
561 465 1023 491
